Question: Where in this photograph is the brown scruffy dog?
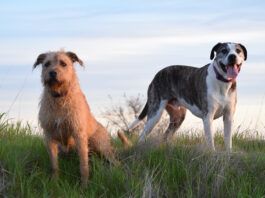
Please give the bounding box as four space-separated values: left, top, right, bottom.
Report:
33 50 130 186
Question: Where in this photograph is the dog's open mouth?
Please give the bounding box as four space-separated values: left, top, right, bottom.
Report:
220 62 242 80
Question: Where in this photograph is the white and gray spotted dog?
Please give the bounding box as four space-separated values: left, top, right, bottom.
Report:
128 42 247 152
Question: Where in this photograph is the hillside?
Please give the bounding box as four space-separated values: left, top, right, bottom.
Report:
0 113 265 197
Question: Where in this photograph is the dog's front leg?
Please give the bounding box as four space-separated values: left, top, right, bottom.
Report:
223 109 234 152
76 133 89 186
46 137 59 178
203 115 215 151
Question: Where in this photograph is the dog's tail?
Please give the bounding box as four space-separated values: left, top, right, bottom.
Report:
117 131 132 148
138 102 148 120
117 103 148 147
127 102 148 131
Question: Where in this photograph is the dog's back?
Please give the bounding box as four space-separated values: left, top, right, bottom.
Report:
147 64 209 114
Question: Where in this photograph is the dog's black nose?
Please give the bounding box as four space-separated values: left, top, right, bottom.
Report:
49 71 57 79
228 54 236 64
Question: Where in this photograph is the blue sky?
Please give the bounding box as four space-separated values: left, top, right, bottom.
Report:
0 0 265 132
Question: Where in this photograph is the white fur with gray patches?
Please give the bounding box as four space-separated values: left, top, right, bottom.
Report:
178 98 203 118
225 43 245 66
130 42 246 152
204 62 237 151
214 42 246 80
207 64 235 110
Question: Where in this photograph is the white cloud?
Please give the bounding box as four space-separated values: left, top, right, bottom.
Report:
0 28 264 66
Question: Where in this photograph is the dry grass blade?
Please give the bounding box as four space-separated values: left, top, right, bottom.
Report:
0 162 10 197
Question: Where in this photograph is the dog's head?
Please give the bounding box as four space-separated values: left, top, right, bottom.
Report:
33 51 83 96
210 42 247 81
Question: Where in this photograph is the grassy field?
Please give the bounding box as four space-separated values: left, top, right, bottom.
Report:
0 113 265 198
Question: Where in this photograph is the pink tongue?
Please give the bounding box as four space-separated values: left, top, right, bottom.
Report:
226 65 239 79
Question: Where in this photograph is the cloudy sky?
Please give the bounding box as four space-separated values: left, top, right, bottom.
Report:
0 0 265 133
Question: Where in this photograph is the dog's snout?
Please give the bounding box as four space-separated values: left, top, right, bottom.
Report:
49 71 57 79
228 54 236 64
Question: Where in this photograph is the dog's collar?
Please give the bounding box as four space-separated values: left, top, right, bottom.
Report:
213 66 232 83
50 91 68 98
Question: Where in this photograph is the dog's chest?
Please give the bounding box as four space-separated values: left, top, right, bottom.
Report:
206 79 236 118
40 100 76 134
46 113 73 138
210 87 231 105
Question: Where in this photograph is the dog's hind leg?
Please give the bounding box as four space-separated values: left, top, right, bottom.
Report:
163 104 186 142
90 124 120 166
138 100 167 142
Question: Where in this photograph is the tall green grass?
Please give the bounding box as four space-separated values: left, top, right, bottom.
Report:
0 113 265 197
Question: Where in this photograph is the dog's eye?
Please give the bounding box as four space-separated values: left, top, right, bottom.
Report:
236 49 241 54
221 49 228 54
60 60 67 67
44 61 50 68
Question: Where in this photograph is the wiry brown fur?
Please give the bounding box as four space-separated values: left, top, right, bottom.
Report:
34 50 130 186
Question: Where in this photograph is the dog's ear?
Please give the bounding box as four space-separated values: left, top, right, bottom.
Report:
239 43 247 60
66 52 84 66
210 43 222 60
33 53 46 69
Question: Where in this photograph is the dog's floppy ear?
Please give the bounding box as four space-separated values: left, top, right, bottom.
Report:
33 53 46 69
66 51 84 66
210 42 222 60
239 43 247 60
